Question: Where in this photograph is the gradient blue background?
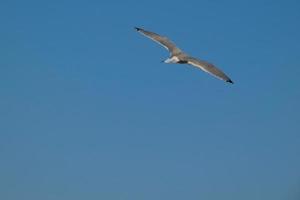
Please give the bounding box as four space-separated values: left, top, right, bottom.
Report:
1 0 300 199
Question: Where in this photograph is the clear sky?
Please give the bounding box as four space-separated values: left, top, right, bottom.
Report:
1 0 300 199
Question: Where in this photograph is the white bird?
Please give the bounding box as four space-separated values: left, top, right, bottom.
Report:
135 27 234 84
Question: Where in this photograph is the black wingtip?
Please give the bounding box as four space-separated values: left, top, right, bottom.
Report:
134 27 142 31
227 79 234 84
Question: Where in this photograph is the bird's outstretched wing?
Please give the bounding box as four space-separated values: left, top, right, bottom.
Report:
135 27 182 55
187 57 233 83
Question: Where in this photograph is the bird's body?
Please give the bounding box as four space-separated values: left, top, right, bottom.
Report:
135 27 233 84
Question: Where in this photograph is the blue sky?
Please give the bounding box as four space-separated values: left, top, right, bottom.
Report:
1 0 300 199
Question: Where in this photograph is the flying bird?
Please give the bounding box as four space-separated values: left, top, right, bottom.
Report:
135 27 233 84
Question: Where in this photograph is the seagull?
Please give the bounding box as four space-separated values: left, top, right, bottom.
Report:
135 27 233 84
